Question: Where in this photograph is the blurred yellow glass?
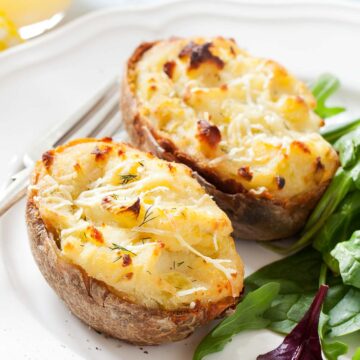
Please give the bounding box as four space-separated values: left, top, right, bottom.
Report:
0 0 72 39
0 12 22 50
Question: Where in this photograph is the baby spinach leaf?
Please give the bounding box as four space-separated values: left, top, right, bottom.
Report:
331 231 360 289
311 74 345 119
321 118 360 144
246 248 321 334
319 274 360 340
192 282 280 360
334 127 360 169
319 266 349 360
320 324 348 360
326 286 360 338
313 191 360 272
257 285 329 360
353 348 360 360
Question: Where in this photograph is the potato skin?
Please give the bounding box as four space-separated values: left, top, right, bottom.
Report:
26 198 237 345
121 41 332 241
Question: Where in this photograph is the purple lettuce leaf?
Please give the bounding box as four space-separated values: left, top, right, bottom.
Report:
257 285 329 360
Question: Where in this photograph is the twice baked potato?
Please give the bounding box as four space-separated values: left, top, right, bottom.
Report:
26 138 244 345
121 37 339 241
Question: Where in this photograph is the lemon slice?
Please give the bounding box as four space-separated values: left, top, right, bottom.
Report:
0 11 23 51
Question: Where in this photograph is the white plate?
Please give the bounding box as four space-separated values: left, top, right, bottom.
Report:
1 1 360 359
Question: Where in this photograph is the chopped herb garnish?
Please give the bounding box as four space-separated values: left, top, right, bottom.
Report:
110 193 119 200
220 146 229 153
113 256 122 263
109 243 136 256
187 265 193 270
120 174 138 185
177 261 184 267
138 205 158 227
146 270 152 275
138 161 144 167
140 237 151 244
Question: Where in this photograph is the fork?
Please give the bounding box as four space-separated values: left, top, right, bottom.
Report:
0 77 122 217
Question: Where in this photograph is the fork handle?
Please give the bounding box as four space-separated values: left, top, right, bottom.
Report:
0 167 32 217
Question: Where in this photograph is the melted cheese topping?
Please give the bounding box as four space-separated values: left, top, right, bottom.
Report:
31 139 243 310
134 37 339 199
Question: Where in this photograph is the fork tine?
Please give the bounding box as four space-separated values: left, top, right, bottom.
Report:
86 102 119 138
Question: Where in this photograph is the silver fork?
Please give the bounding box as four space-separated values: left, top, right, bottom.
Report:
0 77 122 217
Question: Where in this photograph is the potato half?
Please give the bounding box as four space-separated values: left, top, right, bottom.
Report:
26 138 244 345
121 37 339 241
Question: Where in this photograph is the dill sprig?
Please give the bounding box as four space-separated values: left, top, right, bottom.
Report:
138 205 158 227
120 174 138 185
109 243 136 256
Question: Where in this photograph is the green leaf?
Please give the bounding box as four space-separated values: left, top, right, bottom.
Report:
311 74 345 119
192 283 280 360
246 248 322 333
319 266 349 360
353 348 360 360
322 336 348 360
321 118 360 144
327 286 360 338
334 128 360 170
212 283 280 337
331 231 360 289
314 191 360 253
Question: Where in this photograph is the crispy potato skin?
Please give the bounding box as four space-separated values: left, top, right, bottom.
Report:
26 197 236 345
121 41 332 241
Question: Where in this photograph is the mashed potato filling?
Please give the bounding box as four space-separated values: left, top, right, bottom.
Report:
134 37 338 199
32 139 243 310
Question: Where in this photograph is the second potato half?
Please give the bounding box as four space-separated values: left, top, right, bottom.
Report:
121 36 339 241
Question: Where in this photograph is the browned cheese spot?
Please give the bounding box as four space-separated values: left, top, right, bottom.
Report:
73 162 81 172
102 197 141 218
315 156 325 172
293 141 311 154
101 137 112 143
275 176 286 190
42 150 55 171
179 41 224 71
87 226 104 244
238 166 253 181
125 272 133 279
122 254 132 267
167 163 176 174
163 61 176 79
126 197 141 218
91 145 112 161
196 120 221 148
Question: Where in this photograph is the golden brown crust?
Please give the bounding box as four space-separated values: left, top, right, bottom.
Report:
26 197 236 345
120 40 331 241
